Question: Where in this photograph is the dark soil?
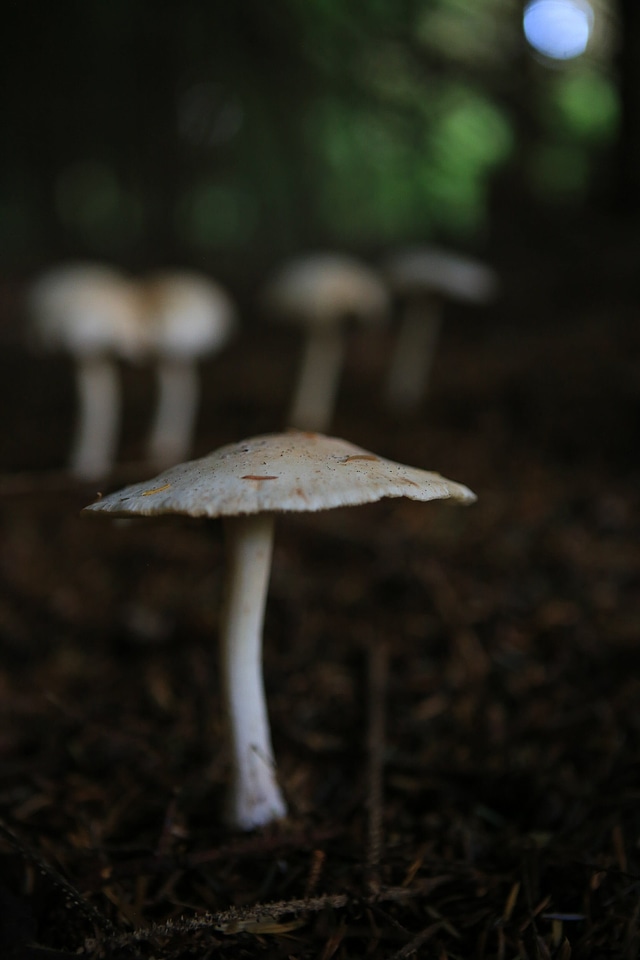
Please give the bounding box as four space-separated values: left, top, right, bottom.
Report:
0 283 639 959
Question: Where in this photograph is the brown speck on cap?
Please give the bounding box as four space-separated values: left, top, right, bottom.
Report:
142 483 172 496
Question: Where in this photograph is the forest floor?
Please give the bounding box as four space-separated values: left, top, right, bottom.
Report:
0 280 638 959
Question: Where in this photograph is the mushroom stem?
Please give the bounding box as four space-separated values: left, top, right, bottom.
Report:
220 513 287 830
148 357 200 468
288 326 346 432
70 355 120 480
386 295 443 412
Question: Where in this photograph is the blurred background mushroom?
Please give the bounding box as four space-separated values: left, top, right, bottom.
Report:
383 247 498 413
141 270 236 469
262 253 388 432
29 262 144 479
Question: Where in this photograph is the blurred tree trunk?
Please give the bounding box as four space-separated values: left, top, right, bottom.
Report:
613 0 640 216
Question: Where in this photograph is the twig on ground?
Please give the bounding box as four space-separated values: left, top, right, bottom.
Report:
365 636 388 895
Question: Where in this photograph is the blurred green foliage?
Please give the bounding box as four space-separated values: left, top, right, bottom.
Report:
554 69 619 142
530 62 619 203
0 0 619 268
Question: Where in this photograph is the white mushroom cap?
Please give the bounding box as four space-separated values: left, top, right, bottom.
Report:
264 254 389 328
30 263 145 360
385 247 498 304
84 431 476 518
142 271 236 359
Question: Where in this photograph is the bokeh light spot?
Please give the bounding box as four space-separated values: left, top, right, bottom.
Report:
524 0 594 61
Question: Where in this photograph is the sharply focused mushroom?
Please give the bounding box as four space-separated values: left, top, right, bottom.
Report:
30 263 145 479
263 254 389 432
141 271 236 468
84 430 476 830
384 247 498 412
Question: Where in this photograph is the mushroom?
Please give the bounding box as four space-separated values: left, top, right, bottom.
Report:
141 271 236 468
84 430 476 830
263 254 389 432
30 263 145 479
384 247 498 412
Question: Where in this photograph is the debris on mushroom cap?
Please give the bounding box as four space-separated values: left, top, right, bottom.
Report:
142 271 236 358
385 247 498 304
264 253 389 327
84 431 476 519
30 263 145 359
